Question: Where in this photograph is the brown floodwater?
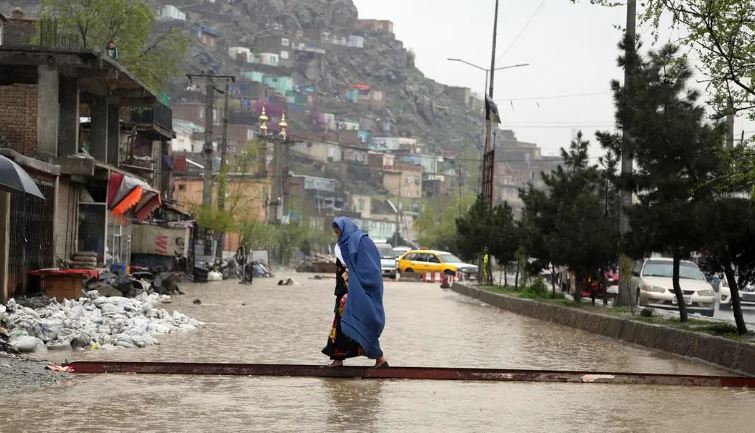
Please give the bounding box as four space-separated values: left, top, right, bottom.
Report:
1 276 753 432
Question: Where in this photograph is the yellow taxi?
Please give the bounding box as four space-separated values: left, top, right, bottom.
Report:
396 250 478 276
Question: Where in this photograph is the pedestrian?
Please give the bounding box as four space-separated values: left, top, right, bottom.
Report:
236 245 252 284
482 247 493 284
106 40 119 60
321 245 361 366
322 217 388 368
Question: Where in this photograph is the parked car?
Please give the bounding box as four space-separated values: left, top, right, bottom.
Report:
631 257 716 317
375 242 398 279
719 275 755 309
396 250 478 277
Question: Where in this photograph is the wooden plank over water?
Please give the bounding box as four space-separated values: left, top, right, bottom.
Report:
65 362 755 388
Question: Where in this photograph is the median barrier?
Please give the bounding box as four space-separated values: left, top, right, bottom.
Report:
452 282 755 376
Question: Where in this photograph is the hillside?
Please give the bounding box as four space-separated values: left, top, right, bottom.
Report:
0 0 484 154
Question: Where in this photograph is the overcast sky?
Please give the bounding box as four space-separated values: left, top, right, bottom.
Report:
352 0 753 157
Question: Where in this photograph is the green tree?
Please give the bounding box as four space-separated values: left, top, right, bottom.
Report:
488 202 520 287
455 196 492 262
699 197 755 335
415 192 475 252
600 43 726 321
41 0 189 91
521 132 619 304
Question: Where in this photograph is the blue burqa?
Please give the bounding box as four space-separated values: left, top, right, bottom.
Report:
333 217 385 358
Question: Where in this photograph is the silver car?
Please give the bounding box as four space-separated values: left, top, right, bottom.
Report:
631 258 716 317
719 275 755 309
375 242 397 279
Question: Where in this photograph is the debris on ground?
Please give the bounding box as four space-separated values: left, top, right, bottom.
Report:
193 299 201 305
0 351 68 394
278 278 295 286
295 254 337 273
0 292 202 353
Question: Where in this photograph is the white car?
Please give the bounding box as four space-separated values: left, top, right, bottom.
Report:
631 258 716 317
719 275 755 309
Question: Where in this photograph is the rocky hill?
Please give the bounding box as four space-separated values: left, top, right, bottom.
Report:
1 0 484 153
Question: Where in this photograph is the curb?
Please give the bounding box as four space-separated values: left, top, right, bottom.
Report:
451 282 755 376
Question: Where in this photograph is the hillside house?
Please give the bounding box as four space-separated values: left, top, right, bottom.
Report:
158 5 186 21
356 19 394 34
193 25 220 50
344 84 384 109
383 164 423 199
290 137 342 163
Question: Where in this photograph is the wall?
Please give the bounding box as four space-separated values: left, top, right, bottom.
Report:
172 176 269 253
383 166 423 199
451 283 755 376
0 84 38 155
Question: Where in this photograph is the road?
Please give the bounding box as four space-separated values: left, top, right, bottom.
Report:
1 275 753 432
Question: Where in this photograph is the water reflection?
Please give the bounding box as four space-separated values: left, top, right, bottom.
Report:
322 379 384 430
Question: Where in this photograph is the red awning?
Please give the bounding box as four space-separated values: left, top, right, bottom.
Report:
107 172 161 220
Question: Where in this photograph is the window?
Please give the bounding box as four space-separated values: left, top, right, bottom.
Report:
281 50 289 60
427 255 440 263
281 38 290 47
177 184 186 191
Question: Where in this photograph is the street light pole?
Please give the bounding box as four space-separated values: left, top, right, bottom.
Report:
481 0 501 209
617 0 637 308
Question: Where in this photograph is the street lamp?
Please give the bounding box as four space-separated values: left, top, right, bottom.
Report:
446 58 529 91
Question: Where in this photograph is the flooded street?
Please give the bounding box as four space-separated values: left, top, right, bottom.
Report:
2 275 754 432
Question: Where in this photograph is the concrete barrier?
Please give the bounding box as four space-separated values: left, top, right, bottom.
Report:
452 282 755 376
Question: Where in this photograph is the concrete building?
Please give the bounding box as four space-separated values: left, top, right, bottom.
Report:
383 164 423 199
0 43 171 300
290 137 342 163
172 175 269 254
356 19 394 34
157 5 186 21
493 130 562 213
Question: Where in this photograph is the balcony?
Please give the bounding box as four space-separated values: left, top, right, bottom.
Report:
130 103 173 140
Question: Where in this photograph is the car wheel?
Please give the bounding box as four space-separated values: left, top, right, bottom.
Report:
443 270 455 276
404 268 414 273
719 303 731 310
701 309 715 317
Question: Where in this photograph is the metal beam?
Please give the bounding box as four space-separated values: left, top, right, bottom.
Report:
64 362 755 388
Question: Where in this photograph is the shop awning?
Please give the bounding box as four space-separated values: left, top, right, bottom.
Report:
107 172 161 220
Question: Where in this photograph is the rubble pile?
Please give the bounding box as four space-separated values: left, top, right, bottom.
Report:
295 253 337 273
0 292 202 354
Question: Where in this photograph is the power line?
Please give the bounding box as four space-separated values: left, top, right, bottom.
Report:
497 0 548 63
497 91 611 102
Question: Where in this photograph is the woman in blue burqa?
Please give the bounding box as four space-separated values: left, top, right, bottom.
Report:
322 217 388 368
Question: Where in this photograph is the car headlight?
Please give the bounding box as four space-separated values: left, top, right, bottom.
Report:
647 286 666 293
698 290 715 297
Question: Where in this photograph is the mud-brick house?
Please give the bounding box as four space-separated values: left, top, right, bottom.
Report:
0 44 172 301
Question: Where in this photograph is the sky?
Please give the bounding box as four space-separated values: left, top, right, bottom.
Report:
352 0 754 157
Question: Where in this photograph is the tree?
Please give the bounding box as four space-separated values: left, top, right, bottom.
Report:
416 192 475 252
41 0 189 91
600 43 727 321
699 197 755 335
521 132 619 303
455 196 492 262
488 203 520 287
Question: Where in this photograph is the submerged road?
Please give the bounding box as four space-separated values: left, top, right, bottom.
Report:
1 275 753 432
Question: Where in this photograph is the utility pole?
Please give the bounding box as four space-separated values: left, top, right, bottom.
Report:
202 77 215 208
481 0 500 209
394 174 402 246
617 0 637 308
186 72 235 261
216 79 233 259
